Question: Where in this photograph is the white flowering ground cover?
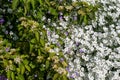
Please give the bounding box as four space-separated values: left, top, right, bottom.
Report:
43 0 120 80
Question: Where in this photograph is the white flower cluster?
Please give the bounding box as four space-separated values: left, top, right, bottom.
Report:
45 0 120 80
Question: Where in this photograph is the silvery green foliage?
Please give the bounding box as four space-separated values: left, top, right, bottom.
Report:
45 0 120 80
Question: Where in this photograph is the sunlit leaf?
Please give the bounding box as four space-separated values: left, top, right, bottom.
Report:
23 59 29 65
11 72 15 80
35 31 40 42
45 61 49 69
20 64 25 74
25 65 31 72
40 39 45 47
7 71 11 80
49 52 55 57
16 68 21 74
83 15 88 24
62 75 68 80
12 0 19 10
30 0 35 9
49 7 58 15
18 75 25 80
53 73 59 80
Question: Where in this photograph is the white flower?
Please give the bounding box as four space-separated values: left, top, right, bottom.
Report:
14 56 22 64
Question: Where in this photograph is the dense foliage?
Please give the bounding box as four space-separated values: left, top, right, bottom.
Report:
0 0 99 80
46 0 120 80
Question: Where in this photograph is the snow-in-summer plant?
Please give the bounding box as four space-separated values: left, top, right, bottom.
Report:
46 0 120 80
0 1 68 80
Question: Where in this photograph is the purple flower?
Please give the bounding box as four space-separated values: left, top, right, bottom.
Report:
5 30 9 34
0 75 7 80
65 32 68 36
47 11 50 14
6 47 10 52
47 31 51 36
56 43 60 47
70 72 79 79
70 74 75 79
0 18 5 24
75 72 79 77
73 16 77 21
66 67 70 72
76 42 79 46
60 58 64 62
76 42 80 46
59 15 63 20
79 49 84 53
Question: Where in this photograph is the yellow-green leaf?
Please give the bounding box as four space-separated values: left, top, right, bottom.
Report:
62 75 68 80
16 68 20 73
62 61 68 67
45 61 49 69
12 0 19 10
25 65 31 72
38 49 41 55
49 7 57 15
30 0 35 9
53 73 59 80
11 72 15 80
38 0 43 5
49 52 55 57
20 64 25 74
40 39 45 46
83 15 88 24
18 75 25 80
35 31 40 42
7 71 11 80
23 59 29 65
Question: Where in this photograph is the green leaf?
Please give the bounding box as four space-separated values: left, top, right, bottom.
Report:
45 61 49 69
53 73 59 80
16 68 21 73
7 71 11 80
37 11 43 19
38 49 41 55
45 0 50 6
12 0 19 10
83 15 88 24
40 66 45 71
30 44 34 52
38 0 43 5
25 65 31 72
23 59 29 65
35 31 40 42
79 15 84 24
49 52 55 57
62 75 68 80
20 64 25 74
30 38 36 44
3 59 8 66
30 0 35 9
49 7 57 15
40 39 45 47
11 72 15 80
29 63 35 69
18 75 25 80
23 0 30 16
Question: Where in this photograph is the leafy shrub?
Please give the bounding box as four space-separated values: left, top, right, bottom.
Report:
0 0 99 80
